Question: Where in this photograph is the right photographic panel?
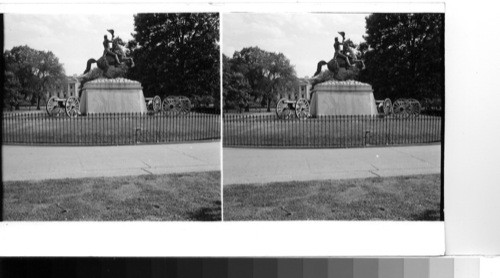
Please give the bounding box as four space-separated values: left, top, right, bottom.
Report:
222 13 444 221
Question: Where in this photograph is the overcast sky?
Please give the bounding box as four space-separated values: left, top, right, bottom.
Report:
5 13 369 78
4 14 136 76
223 13 370 77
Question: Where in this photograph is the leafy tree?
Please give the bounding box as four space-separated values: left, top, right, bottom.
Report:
360 13 444 101
4 45 65 110
128 13 220 109
223 54 251 111
227 47 297 112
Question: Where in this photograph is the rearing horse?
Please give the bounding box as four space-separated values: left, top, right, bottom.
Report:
83 37 135 76
313 40 365 77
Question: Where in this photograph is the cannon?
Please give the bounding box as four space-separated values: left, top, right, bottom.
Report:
162 96 191 116
46 96 80 118
375 98 393 116
145 95 162 113
375 98 421 118
392 98 421 118
276 98 310 120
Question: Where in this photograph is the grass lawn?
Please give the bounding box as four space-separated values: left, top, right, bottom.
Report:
3 171 221 221
224 174 441 221
223 114 442 147
2 112 220 145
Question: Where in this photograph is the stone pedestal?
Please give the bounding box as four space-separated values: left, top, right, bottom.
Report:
80 78 147 114
310 80 377 116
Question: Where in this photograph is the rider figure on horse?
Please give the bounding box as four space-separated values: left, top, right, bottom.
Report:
333 31 351 67
103 29 122 65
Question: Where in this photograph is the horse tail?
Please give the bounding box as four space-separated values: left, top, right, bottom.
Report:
314 60 328 77
84 58 97 74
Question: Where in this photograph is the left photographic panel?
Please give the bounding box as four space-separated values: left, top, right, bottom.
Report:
2 13 221 221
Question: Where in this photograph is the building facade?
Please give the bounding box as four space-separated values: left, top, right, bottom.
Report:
51 76 80 99
277 78 312 101
298 78 312 100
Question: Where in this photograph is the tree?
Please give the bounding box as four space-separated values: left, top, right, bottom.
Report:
227 47 297 112
3 71 22 109
4 45 65 110
128 13 220 109
360 13 444 101
223 54 251 111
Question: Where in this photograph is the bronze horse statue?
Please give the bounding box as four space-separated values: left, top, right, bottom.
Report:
83 37 135 77
313 40 365 77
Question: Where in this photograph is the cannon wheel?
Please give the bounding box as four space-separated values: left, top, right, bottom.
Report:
383 98 393 116
276 98 288 119
162 96 177 116
295 98 310 120
65 97 80 118
152 95 162 113
393 98 409 118
407 98 421 117
178 96 191 115
46 96 63 117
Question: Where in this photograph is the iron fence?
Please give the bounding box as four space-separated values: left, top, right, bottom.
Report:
223 114 442 148
2 112 220 145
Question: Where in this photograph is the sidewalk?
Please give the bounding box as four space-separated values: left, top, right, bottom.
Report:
2 142 221 182
223 144 441 185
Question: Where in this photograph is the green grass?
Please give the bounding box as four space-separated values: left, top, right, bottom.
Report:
3 171 221 221
2 112 220 145
224 174 441 221
223 114 442 147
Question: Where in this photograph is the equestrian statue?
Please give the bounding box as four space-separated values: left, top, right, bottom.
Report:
309 31 366 89
82 29 135 79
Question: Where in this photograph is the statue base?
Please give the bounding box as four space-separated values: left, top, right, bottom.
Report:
80 78 147 114
310 80 377 116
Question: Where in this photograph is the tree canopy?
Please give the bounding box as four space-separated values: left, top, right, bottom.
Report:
4 45 65 110
360 13 444 101
128 13 220 109
224 46 297 111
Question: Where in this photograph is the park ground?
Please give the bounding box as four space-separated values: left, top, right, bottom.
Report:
224 174 440 221
3 171 221 221
223 145 442 221
2 143 222 221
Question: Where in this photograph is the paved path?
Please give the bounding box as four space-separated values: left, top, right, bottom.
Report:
223 144 441 185
2 142 221 182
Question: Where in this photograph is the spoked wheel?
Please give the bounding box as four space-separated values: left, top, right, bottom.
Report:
46 96 63 117
65 97 81 118
407 98 421 118
178 96 191 115
276 98 288 119
383 98 393 116
295 98 310 120
152 95 162 113
393 98 409 119
162 96 177 116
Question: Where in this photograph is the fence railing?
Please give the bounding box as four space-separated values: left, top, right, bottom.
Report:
2 112 220 145
223 114 442 148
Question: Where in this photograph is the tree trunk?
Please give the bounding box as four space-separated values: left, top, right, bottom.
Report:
266 97 271 112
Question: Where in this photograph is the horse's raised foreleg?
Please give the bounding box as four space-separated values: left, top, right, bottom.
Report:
84 58 97 74
314 60 327 77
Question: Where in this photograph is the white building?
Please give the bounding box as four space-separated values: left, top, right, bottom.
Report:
277 78 312 101
297 78 312 100
52 75 80 99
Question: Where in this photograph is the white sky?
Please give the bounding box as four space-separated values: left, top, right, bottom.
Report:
4 13 369 78
223 13 369 77
4 14 136 76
